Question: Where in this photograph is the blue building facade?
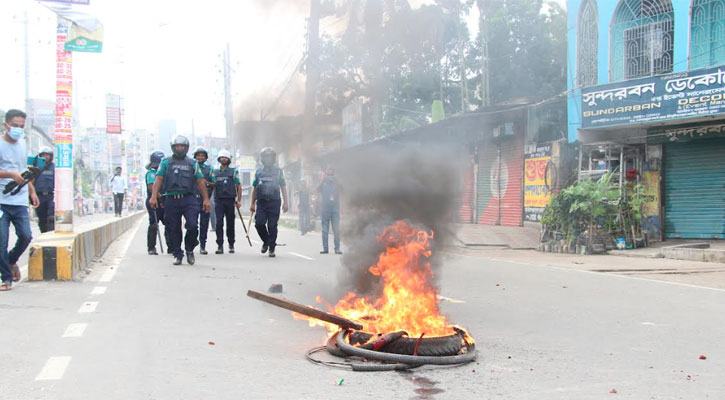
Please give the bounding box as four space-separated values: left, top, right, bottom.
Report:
567 0 725 239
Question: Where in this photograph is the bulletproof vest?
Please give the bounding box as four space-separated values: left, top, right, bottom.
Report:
214 167 237 199
256 167 281 201
194 163 212 195
163 157 196 193
35 163 55 192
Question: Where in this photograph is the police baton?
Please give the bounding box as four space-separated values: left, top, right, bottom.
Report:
153 210 164 254
236 206 253 247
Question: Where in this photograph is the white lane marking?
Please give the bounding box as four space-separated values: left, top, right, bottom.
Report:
91 286 107 295
442 251 725 293
35 356 72 381
78 301 98 313
62 323 88 338
289 252 315 261
99 268 116 283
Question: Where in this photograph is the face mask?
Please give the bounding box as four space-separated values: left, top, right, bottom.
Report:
7 127 23 141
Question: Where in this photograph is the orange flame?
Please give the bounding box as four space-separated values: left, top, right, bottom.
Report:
296 221 454 337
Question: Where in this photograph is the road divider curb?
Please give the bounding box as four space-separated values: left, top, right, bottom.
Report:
28 213 144 281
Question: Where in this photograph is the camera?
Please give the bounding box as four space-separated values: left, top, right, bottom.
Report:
3 156 47 195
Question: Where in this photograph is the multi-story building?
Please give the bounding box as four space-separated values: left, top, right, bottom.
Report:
567 0 725 240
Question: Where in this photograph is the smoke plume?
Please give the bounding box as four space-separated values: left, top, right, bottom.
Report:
333 143 465 296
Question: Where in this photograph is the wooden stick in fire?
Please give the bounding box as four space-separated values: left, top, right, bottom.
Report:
247 290 364 331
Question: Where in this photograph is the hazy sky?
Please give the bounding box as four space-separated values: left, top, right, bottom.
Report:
0 0 566 138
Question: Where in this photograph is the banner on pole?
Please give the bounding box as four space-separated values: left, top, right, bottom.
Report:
65 21 103 52
106 94 122 134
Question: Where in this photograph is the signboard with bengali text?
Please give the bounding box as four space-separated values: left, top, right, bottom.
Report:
524 144 552 222
581 65 725 129
106 94 121 134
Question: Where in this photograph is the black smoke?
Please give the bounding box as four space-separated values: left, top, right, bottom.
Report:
331 142 465 296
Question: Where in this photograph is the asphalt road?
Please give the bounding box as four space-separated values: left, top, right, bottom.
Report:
1 219 723 399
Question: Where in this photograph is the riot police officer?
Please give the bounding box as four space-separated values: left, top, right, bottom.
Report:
33 146 55 233
250 147 288 258
193 146 213 255
209 149 241 254
145 150 165 255
150 136 211 265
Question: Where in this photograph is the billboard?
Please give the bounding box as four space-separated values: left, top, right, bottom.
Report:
581 66 725 129
524 144 552 222
106 94 121 134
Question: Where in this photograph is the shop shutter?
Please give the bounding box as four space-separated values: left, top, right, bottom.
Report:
664 138 725 239
458 156 475 223
477 139 499 225
476 135 525 226
499 134 524 226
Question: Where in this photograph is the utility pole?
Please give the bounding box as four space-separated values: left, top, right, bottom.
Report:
23 9 33 139
302 0 321 176
223 42 234 155
304 0 320 126
477 0 491 108
457 4 469 113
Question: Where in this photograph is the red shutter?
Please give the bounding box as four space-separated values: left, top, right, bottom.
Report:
458 156 475 223
476 134 524 226
499 133 524 226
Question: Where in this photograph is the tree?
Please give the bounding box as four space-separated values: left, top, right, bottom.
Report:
476 0 566 105
314 0 567 135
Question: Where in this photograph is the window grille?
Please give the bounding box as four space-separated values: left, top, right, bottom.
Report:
690 0 725 69
611 0 674 81
577 0 599 86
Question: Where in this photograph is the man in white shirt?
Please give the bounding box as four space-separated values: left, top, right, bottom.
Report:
110 166 127 217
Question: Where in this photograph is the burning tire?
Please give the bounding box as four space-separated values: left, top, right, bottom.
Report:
348 330 464 356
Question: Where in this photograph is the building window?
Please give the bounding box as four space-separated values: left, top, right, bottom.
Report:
690 0 725 69
611 0 674 81
577 0 599 86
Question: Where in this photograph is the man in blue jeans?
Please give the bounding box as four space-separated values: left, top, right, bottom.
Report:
317 167 342 254
0 109 39 291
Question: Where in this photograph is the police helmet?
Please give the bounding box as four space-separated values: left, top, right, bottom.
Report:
39 146 54 162
217 149 232 163
170 135 190 158
147 150 165 169
260 147 276 167
193 146 208 160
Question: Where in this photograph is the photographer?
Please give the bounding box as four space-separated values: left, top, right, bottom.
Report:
0 110 39 291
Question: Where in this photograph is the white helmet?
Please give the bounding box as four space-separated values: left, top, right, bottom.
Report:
217 149 232 163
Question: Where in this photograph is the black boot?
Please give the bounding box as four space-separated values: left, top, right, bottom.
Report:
186 251 195 265
215 245 223 254
261 244 269 254
148 248 158 255
229 245 235 254
173 257 183 265
268 247 276 258
200 246 208 255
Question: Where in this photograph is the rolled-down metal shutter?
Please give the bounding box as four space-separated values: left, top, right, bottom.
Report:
457 156 475 223
499 134 524 227
477 139 499 225
476 135 524 226
664 138 725 239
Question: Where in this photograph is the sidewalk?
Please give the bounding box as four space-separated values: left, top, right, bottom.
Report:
452 222 541 249
443 246 725 290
